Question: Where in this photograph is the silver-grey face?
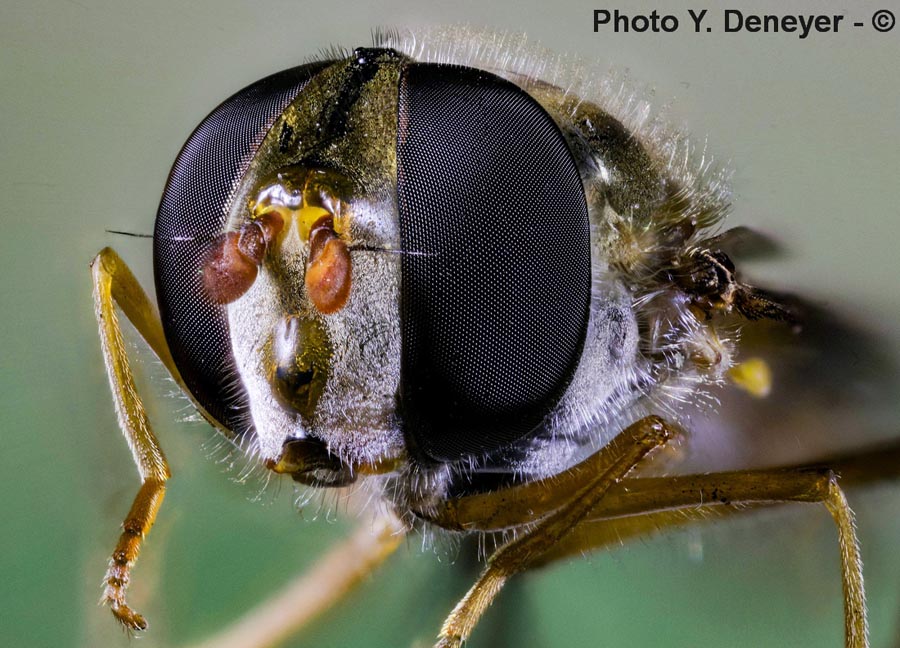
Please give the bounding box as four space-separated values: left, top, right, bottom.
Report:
220 54 409 467
227 176 407 465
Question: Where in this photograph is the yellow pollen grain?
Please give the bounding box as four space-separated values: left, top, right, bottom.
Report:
728 357 772 398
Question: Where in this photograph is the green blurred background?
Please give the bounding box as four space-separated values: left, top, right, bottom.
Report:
2 1 899 646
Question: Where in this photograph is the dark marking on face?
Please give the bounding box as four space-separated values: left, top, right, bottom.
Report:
278 122 294 153
317 48 399 143
606 307 628 360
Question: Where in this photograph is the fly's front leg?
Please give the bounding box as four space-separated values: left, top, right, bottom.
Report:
431 415 677 648
91 247 179 630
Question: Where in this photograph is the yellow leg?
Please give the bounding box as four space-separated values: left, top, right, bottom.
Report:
534 438 900 562
534 467 868 648
91 247 176 630
93 247 407 643
421 416 682 533
186 513 407 648
425 429 893 648
433 415 676 648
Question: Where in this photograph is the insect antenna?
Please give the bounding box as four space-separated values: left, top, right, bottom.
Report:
347 244 434 257
105 229 153 238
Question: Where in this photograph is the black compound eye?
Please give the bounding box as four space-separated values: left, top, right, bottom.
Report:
396 63 592 462
153 62 329 434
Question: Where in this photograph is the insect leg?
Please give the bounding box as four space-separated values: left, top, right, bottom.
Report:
420 416 684 533
536 466 871 648
91 247 179 630
186 513 407 648
433 415 677 648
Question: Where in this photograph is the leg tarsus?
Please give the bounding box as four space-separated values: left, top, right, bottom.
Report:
100 477 167 630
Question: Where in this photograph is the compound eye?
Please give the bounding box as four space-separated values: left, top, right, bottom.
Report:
271 315 331 419
153 61 330 432
396 63 592 461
